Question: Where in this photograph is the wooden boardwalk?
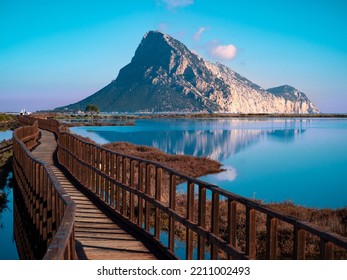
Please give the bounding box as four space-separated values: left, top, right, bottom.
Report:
31 130 157 260
15 117 347 260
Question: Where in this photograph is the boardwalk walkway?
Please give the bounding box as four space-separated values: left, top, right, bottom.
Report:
31 130 157 260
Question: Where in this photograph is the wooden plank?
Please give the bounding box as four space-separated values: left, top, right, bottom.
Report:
28 129 158 260
22 122 347 261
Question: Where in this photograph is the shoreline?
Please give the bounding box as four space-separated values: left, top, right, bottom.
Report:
32 111 347 121
102 138 347 258
11 117 347 258
66 122 346 211
28 112 347 128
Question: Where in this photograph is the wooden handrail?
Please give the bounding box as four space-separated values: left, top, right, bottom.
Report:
0 141 13 154
13 120 75 260
18 116 347 260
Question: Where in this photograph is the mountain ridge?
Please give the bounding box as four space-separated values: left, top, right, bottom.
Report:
57 30 319 114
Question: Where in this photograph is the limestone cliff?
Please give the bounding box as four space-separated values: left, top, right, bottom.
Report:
58 31 319 113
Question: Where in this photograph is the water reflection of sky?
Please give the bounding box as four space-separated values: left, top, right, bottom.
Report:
71 118 347 209
0 172 19 260
0 130 13 141
0 130 19 259
72 118 308 161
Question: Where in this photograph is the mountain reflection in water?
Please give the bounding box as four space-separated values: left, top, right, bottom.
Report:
71 118 347 208
88 128 305 161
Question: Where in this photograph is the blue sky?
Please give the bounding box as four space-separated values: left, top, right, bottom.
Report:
1 0 346 113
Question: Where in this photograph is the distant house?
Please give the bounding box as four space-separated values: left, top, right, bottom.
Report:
20 109 31 115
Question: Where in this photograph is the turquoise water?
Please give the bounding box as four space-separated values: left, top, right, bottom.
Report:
71 118 347 209
0 130 19 260
0 130 12 141
0 171 19 260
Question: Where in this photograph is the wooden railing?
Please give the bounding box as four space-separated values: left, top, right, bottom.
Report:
0 140 13 154
13 120 76 259
18 116 347 260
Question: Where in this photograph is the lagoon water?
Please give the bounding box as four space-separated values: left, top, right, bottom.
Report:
0 172 19 260
0 131 19 260
71 118 347 209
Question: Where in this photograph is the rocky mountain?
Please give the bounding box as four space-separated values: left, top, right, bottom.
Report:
266 85 319 113
57 31 320 113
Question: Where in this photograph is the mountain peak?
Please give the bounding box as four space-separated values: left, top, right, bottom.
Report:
269 84 297 92
143 30 168 39
267 85 319 113
131 30 187 69
57 31 320 114
267 85 302 96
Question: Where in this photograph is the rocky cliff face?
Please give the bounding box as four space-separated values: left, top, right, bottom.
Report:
58 31 320 113
267 85 319 113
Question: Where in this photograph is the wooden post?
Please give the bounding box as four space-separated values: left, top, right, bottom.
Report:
34 163 40 229
168 174 176 253
92 145 96 192
129 160 136 222
320 239 334 260
294 225 306 260
77 141 81 181
110 154 115 208
138 162 145 227
246 207 256 259
154 167 162 240
54 191 60 232
101 150 106 199
197 185 206 260
145 164 151 231
42 168 48 249
211 192 220 259
39 165 44 253
186 182 195 260
227 200 237 259
87 144 92 189
51 187 56 234
116 156 121 212
266 216 278 259
105 152 110 205
95 148 100 196
122 158 128 217
47 177 53 244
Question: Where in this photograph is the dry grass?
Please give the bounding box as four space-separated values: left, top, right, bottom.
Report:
66 131 347 259
268 202 347 237
151 198 347 259
0 114 19 131
103 142 223 178
100 140 347 259
0 140 13 169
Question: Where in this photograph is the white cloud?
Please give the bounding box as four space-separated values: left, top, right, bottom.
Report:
214 167 237 181
210 44 237 60
193 27 206 42
158 0 194 9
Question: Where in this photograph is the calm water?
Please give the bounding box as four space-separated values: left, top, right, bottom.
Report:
71 118 347 209
0 172 19 260
0 130 19 260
